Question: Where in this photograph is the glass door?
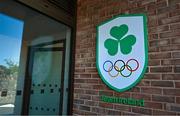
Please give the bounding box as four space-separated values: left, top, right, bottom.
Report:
27 41 65 115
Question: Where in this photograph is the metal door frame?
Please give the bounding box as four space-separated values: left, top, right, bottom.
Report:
22 40 66 115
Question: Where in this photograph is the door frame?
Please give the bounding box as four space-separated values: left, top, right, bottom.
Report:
15 0 77 115
22 40 66 115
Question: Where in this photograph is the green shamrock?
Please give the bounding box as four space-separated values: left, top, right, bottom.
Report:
104 24 136 56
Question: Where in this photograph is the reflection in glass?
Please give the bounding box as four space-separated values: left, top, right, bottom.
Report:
0 13 23 114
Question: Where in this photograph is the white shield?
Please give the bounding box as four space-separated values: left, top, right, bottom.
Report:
96 14 148 92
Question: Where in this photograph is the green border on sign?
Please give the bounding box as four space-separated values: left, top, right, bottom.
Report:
96 14 148 92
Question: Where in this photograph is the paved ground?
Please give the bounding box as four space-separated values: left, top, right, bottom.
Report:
0 104 14 114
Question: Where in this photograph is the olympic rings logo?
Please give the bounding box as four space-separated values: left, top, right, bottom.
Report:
103 59 139 78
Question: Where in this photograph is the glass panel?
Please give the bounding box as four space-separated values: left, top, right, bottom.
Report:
0 13 23 115
0 1 71 114
28 50 63 115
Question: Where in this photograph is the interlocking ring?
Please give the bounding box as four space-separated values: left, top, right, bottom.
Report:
108 66 119 78
103 60 113 72
103 59 139 78
120 65 132 77
114 60 125 72
126 59 139 72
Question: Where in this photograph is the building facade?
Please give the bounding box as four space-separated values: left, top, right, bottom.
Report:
74 0 180 115
0 0 180 115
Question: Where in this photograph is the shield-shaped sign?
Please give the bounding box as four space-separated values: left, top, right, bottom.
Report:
96 14 148 92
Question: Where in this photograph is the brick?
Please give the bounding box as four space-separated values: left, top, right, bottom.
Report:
91 74 100 78
152 95 175 103
141 0 156 6
157 0 168 6
157 12 169 20
74 99 84 104
170 23 180 30
79 62 92 67
174 66 180 73
114 104 131 112
149 52 171 59
92 84 107 90
85 67 97 73
163 88 180 96
168 0 180 6
92 95 100 101
79 105 90 111
151 81 174 87
73 104 79 109
166 103 180 112
144 74 161 80
149 25 169 33
84 111 97 115
75 68 85 73
99 102 113 109
128 87 140 92
137 80 150 86
84 100 98 106
106 109 121 115
148 47 159 53
144 101 163 109
160 29 180 38
176 97 180 104
86 79 99 84
149 33 158 40
175 82 180 88
114 92 131 98
171 36 180 44
73 109 86 115
74 74 80 78
73 93 79 99
74 89 85 94
149 39 170 47
169 9 180 17
122 112 138 115
74 79 86 83
158 16 180 25
130 6 147 13
148 17 158 27
132 107 152 115
161 59 180 65
172 52 180 58
85 89 98 95
147 1 166 10
92 107 121 115
99 91 113 96
160 45 180 52
162 74 180 80
79 84 92 89
147 9 156 15
79 94 91 100
128 2 138 9
132 93 151 101
157 5 177 14
141 87 162 94
91 107 107 114
80 74 91 78
170 105 180 112
161 59 172 65
153 109 176 115
150 66 172 73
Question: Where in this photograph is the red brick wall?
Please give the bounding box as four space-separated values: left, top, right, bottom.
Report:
74 0 180 115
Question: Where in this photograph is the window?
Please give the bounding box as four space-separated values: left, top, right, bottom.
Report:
0 13 24 114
